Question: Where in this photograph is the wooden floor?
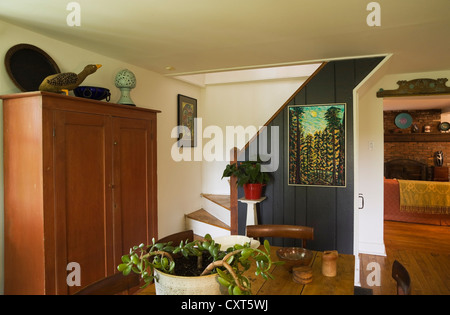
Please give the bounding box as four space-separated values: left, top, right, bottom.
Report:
359 221 450 295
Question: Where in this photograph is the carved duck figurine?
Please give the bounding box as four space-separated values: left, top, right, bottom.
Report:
39 64 102 95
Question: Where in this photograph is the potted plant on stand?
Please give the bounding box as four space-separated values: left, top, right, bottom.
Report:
117 234 281 295
222 160 270 200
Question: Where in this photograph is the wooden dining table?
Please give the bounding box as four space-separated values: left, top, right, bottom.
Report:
137 245 355 295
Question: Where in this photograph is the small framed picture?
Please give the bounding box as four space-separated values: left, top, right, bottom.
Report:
177 94 197 147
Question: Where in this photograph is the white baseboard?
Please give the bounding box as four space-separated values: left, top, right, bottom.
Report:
358 241 386 256
354 255 361 286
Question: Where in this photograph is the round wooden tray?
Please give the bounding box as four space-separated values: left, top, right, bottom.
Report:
5 43 60 92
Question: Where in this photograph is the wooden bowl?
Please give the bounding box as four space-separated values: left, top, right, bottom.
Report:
276 247 313 271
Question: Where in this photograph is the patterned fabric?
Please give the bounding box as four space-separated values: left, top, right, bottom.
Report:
384 179 449 225
398 180 450 214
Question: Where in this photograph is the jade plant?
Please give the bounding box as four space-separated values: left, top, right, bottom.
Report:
117 234 281 295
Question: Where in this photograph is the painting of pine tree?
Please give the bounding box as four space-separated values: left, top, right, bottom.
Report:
288 104 346 187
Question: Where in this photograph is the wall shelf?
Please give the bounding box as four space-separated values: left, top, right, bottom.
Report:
385 133 450 142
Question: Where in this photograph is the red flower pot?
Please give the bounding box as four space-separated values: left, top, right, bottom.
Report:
243 183 263 200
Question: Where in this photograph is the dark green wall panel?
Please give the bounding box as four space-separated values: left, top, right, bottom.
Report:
238 57 384 254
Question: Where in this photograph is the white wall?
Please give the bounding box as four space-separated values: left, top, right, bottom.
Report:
201 78 306 194
0 20 204 293
357 77 387 256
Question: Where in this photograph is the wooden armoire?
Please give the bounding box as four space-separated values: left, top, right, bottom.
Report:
2 92 159 294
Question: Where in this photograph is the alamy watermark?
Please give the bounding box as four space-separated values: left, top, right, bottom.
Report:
171 118 279 172
67 262 81 287
66 2 81 27
65 2 380 28
365 261 381 287
366 2 381 27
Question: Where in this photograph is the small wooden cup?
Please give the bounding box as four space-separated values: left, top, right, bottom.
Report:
292 266 313 284
322 250 338 277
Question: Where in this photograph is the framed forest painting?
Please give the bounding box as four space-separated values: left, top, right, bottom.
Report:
288 103 346 187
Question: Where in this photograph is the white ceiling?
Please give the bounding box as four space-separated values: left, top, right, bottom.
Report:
176 63 322 87
1 0 450 77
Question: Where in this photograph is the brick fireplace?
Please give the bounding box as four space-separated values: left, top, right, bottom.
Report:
384 109 450 171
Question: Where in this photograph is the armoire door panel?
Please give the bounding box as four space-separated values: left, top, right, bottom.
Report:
113 117 157 262
54 111 114 294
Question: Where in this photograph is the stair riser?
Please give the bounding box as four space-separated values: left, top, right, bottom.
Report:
201 197 230 226
185 217 230 239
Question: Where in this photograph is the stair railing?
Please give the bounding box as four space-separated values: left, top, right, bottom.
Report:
230 147 238 234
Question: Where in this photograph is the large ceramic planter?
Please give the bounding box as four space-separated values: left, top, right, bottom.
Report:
243 183 263 200
154 269 228 295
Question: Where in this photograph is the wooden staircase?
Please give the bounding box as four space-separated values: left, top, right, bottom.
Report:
185 194 232 238
183 65 327 240
185 148 239 238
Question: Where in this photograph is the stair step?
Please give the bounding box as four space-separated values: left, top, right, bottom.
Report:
194 234 206 241
186 209 230 230
201 194 231 211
